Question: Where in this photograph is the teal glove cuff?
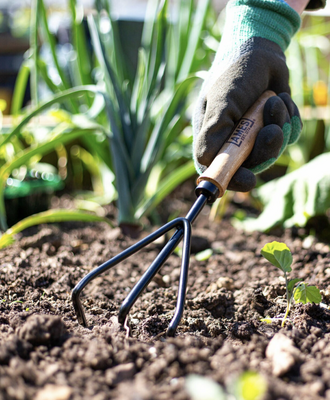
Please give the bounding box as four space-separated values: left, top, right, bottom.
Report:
222 0 301 53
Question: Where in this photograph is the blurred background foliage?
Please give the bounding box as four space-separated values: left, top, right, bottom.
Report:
0 0 219 236
0 0 330 239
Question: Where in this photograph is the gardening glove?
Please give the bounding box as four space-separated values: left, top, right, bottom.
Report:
193 0 303 192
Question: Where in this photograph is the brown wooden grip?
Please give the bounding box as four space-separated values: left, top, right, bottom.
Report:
196 90 276 198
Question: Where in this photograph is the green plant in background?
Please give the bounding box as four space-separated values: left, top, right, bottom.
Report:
1 0 216 237
0 85 116 232
0 0 118 234
284 13 330 171
236 152 330 232
260 241 321 327
8 0 117 214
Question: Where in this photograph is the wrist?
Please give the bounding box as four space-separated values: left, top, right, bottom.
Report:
223 0 301 52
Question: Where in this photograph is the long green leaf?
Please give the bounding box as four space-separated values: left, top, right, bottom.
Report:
69 0 92 87
131 48 147 119
176 0 193 78
0 209 114 249
88 14 133 152
141 0 161 79
287 39 304 112
177 0 210 81
0 127 94 183
97 0 129 85
136 0 167 122
81 134 113 172
29 0 40 106
0 127 95 230
39 0 72 94
11 60 31 115
141 75 198 171
37 59 62 94
135 160 196 219
130 114 184 199
146 0 167 95
131 111 152 173
166 13 178 88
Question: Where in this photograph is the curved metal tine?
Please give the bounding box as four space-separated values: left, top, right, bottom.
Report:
166 219 192 337
118 217 187 324
71 218 187 326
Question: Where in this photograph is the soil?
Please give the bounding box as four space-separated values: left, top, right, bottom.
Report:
1 183 330 400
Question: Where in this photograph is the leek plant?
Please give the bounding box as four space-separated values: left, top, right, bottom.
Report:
87 0 213 229
1 0 215 235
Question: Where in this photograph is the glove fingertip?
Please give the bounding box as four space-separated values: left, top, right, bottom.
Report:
228 167 256 192
263 95 290 127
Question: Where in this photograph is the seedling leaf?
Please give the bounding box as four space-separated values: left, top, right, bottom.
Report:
0 209 114 249
231 371 267 400
185 374 225 400
294 283 322 304
261 241 292 272
287 278 303 295
195 249 213 261
260 316 273 324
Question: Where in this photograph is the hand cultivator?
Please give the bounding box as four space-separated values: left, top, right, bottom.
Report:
72 91 275 336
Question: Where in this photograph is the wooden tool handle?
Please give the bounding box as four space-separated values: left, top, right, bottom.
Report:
196 90 276 198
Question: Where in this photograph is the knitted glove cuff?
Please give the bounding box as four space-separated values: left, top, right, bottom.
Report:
224 0 301 52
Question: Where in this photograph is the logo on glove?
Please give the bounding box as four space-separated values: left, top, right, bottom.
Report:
226 118 255 147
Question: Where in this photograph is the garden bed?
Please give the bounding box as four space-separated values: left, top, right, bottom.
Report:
1 185 330 400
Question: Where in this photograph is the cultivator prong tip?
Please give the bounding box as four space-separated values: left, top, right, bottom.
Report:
71 288 88 327
166 324 176 337
118 303 129 325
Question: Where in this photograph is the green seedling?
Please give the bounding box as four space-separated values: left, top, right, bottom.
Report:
261 241 321 327
9 300 23 305
195 248 213 261
185 371 267 400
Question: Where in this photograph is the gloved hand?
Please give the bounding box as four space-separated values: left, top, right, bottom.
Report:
193 0 303 192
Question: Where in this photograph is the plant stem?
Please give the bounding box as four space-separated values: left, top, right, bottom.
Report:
30 0 39 107
282 271 290 327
